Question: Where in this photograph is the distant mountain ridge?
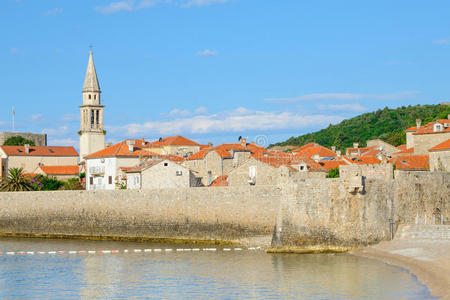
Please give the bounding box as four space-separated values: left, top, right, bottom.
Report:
273 104 450 151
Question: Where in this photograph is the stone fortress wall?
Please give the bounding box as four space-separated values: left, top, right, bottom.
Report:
0 132 47 146
0 172 447 249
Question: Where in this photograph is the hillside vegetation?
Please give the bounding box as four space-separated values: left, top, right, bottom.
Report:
275 104 450 150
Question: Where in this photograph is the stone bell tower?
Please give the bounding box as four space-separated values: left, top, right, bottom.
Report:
79 50 105 161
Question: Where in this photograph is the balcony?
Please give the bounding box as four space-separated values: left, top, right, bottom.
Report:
89 166 105 175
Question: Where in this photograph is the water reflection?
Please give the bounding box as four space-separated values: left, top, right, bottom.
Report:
0 238 434 299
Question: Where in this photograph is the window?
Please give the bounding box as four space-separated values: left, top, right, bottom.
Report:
88 94 91 99
94 94 97 100
90 177 93 185
249 166 257 178
108 176 112 185
299 165 305 171
96 110 100 125
164 162 168 166
49 149 54 153
176 170 182 176
91 110 95 126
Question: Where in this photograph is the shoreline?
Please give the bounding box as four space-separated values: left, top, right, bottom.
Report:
351 240 450 299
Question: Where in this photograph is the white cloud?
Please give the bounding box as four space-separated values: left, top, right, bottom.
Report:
317 103 368 112
42 126 69 136
182 0 229 8
44 8 63 16
194 106 208 114
197 49 218 56
167 108 191 117
433 38 450 45
107 107 344 137
265 91 419 103
95 0 163 14
31 114 44 122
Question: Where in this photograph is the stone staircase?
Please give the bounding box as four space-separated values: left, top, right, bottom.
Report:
395 224 450 240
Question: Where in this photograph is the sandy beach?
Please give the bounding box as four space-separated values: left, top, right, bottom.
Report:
352 239 450 299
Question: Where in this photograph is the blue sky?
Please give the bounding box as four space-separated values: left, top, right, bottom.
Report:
1 0 449 148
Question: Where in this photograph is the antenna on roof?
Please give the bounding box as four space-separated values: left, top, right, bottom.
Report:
159 137 162 142
238 136 242 141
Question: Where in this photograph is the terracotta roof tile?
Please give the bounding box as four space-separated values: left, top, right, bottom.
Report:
38 165 79 175
84 139 159 159
412 121 450 135
0 146 78 157
429 139 450 151
397 144 407 151
389 155 429 170
147 136 200 147
319 159 349 171
342 155 381 165
292 144 336 158
394 147 414 155
210 175 228 187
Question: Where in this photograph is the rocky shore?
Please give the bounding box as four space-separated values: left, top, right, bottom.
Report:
351 239 450 299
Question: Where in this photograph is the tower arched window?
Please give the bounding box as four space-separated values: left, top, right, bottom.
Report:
88 94 91 100
94 95 96 100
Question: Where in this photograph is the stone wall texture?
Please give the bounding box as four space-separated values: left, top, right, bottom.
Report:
0 132 47 146
0 172 448 248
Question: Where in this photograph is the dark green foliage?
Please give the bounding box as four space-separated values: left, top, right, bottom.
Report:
0 168 33 192
79 172 86 179
326 167 340 178
31 175 64 191
62 178 84 190
3 136 35 146
275 104 450 150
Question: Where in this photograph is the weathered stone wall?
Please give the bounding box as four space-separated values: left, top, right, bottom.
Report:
0 172 447 248
393 171 449 225
429 150 450 172
273 178 393 249
340 164 393 181
0 186 280 243
413 132 450 154
0 132 47 146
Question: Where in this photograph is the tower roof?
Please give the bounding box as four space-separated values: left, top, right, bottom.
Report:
83 51 100 92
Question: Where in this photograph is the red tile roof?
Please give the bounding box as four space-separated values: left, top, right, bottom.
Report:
394 147 414 156
292 144 336 158
186 142 267 160
343 155 381 165
84 139 160 159
290 156 326 171
38 165 79 175
319 159 349 171
0 146 78 157
160 154 185 162
397 144 407 151
147 136 200 147
412 121 450 135
429 139 450 151
390 155 429 171
209 175 228 187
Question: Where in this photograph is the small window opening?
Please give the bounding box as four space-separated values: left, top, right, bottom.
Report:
108 176 112 185
164 162 168 166
88 94 91 99
94 94 97 100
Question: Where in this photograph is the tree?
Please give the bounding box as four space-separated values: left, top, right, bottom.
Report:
31 175 64 191
326 167 340 178
0 168 33 192
3 136 35 146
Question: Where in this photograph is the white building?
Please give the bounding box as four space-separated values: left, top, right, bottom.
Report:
84 139 159 190
124 159 200 190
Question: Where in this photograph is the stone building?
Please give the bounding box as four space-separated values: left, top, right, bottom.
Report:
428 139 450 172
0 145 78 178
405 116 450 155
34 165 79 181
146 136 204 157
291 142 336 161
124 159 200 190
0 132 47 146
79 50 105 161
183 138 266 185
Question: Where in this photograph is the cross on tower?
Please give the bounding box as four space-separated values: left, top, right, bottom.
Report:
89 44 94 51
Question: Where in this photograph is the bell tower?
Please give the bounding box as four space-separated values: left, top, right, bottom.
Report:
79 50 105 161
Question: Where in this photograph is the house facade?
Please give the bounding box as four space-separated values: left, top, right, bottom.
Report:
429 139 450 172
0 145 78 178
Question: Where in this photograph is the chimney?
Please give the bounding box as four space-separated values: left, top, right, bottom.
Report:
24 144 30 154
416 119 421 129
240 138 247 147
331 146 336 153
314 143 318 147
105 142 112 148
126 140 135 152
353 142 359 149
336 150 341 157
448 114 450 120
208 142 213 148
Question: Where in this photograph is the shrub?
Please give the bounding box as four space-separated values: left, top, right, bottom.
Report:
326 167 340 178
3 136 35 146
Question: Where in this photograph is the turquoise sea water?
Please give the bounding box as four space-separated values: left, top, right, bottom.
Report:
0 238 435 299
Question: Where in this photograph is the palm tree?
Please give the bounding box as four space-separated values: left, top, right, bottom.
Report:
0 168 33 192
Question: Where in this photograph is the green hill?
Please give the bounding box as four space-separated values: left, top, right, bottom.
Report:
275 104 450 150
